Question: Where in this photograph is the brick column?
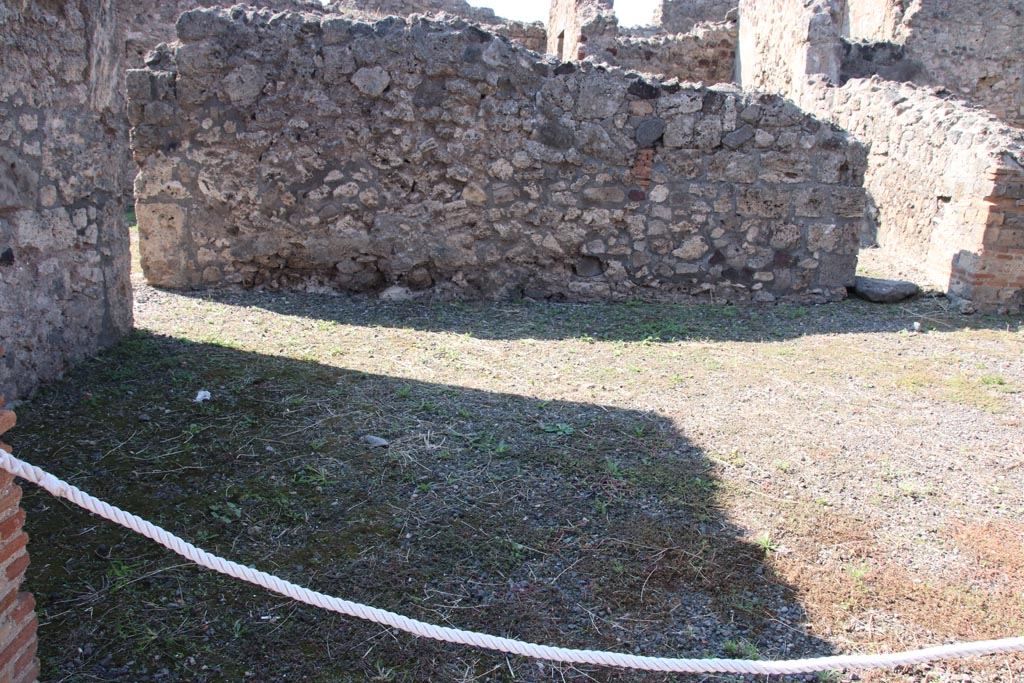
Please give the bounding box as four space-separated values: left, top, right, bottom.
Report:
0 387 39 683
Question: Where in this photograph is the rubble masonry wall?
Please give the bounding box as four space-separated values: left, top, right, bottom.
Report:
590 20 737 86
0 0 133 400
654 0 736 34
738 0 1024 312
130 8 867 305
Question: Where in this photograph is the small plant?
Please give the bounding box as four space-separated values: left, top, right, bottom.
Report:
773 459 794 474
604 458 624 478
209 502 242 524
688 476 716 492
755 532 778 556
107 559 139 591
294 465 333 487
722 638 760 659
395 384 413 399
493 439 511 455
815 671 842 682
594 498 609 515
541 422 575 436
371 660 398 681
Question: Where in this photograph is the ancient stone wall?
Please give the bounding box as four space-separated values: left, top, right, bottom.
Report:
126 0 327 69
739 0 1024 312
807 78 1024 311
546 0 736 86
130 8 866 305
837 0 1024 128
737 0 841 95
840 0 906 42
0 0 133 400
654 0 737 34
589 19 737 85
333 0 548 53
896 1 1024 127
547 0 617 61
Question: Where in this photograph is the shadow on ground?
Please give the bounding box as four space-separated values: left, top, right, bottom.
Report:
170 286 1021 344
15 330 833 682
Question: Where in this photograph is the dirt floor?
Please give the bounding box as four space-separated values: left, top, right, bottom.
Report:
7 233 1024 682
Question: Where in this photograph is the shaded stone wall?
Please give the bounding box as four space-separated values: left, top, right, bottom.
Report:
130 9 866 304
739 0 1024 312
654 0 737 33
0 0 133 400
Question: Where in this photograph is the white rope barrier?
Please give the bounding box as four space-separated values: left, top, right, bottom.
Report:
2 447 1022 675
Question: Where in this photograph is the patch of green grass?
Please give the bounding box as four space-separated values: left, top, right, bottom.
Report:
722 638 760 659
540 422 575 436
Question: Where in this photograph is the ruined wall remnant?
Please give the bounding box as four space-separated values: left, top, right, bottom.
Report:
546 0 737 85
125 0 327 69
0 0 133 400
654 0 737 34
333 0 548 53
739 0 1024 312
589 19 737 86
547 0 615 61
130 8 866 305
837 0 1024 128
122 1 544 204
840 0 906 43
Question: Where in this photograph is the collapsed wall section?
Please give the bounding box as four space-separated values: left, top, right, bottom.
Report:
0 0 133 400
130 8 866 304
739 0 1024 312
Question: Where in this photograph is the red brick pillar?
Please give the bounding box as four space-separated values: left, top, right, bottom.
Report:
0 391 39 683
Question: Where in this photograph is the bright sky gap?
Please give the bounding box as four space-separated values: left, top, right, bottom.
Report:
468 0 660 27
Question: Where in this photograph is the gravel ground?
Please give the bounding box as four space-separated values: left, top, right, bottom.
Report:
7 251 1024 683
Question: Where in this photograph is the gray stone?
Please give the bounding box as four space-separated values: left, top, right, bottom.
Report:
722 124 755 149
852 276 920 303
224 65 265 105
574 256 603 278
351 66 391 97
635 118 666 147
